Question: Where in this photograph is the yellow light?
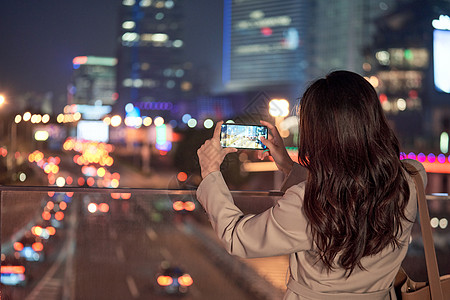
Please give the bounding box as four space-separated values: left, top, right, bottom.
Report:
57 114 64 123
143 117 152 126
269 99 289 117
42 114 50 123
35 130 49 141
110 115 122 127
23 112 32 121
74 112 81 121
15 115 22 123
154 116 164 127
111 179 119 188
0 95 5 105
97 167 106 177
103 116 111 125
56 177 66 187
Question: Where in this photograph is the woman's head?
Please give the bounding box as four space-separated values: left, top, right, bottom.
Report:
298 70 398 172
297 70 411 275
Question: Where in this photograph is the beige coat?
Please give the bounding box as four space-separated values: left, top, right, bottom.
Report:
196 159 427 299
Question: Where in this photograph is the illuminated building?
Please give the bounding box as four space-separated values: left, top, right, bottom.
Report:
70 56 118 106
115 0 193 119
367 0 450 149
223 0 310 92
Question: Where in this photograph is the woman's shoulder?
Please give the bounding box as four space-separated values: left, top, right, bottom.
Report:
401 159 427 187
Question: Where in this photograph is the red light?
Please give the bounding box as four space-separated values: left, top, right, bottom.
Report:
178 274 193 286
177 172 188 182
111 193 121 200
66 176 73 185
98 203 110 213
55 211 64 221
157 275 173 286
48 191 55 197
1 266 25 274
46 226 56 236
66 192 74 197
121 193 131 200
112 92 119 101
13 242 24 252
32 242 44 252
87 177 95 186
184 201 195 212
42 211 51 220
159 150 168 156
260 27 273 36
73 56 88 65
379 93 388 103
78 177 85 186
173 201 184 211
59 202 67 210
46 201 55 210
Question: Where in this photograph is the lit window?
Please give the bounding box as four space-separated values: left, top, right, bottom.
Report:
122 21 136 30
122 0 135 6
140 0 152 7
173 40 183 47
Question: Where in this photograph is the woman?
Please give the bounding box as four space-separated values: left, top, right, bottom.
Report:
196 70 426 299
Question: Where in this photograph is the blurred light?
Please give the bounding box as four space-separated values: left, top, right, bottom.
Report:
0 95 4 105
19 173 26 182
397 98 406 111
59 202 67 210
56 177 66 187
152 33 168 42
187 118 197 128
103 117 111 125
362 62 372 72
73 56 88 65
154 116 164 127
184 201 195 212
121 193 131 200
122 21 135 29
177 172 188 182
32 226 43 237
432 15 450 30
98 203 110 213
35 131 49 141
440 132 449 154
226 120 235 124
42 114 50 123
111 179 119 188
88 203 97 213
157 275 173 286
57 114 64 123
182 114 191 124
269 99 289 117
55 211 64 221
42 211 51 220
97 167 106 177
140 0 151 7
440 218 448 229
173 39 183 47
125 103 134 113
111 115 122 127
431 217 439 228
14 115 22 123
32 242 44 252
66 176 73 185
14 242 24 252
203 119 214 129
46 226 56 236
78 177 85 186
143 117 152 126
178 274 193 286
122 0 135 5
46 201 55 210
23 112 31 122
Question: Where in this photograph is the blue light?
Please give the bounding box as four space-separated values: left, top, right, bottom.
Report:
182 114 191 124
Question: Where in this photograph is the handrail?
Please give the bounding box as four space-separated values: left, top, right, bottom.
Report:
0 185 447 199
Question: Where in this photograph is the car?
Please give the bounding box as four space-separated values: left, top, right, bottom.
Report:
1 254 28 286
13 232 45 262
154 261 193 295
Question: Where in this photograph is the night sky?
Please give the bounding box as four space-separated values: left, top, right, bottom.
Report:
0 0 223 100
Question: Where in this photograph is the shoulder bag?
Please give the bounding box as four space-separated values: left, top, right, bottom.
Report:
394 163 450 300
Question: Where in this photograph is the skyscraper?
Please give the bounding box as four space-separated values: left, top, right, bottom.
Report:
115 0 193 119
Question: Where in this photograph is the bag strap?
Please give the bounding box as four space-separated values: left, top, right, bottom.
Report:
404 162 444 300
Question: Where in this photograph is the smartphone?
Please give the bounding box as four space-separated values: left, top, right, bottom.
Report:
220 123 268 150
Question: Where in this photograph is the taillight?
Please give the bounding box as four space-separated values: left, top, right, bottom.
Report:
32 242 44 252
178 274 193 286
13 242 24 251
157 275 173 286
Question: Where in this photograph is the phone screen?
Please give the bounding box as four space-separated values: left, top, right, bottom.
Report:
220 124 268 150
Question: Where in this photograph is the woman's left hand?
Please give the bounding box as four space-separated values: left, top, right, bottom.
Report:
197 121 237 179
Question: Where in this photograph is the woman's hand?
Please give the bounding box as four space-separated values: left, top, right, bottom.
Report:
197 121 237 179
257 120 294 176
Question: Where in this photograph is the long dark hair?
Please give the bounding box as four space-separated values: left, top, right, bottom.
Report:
298 70 411 275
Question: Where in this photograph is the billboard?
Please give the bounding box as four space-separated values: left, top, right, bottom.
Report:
223 0 309 88
433 29 450 93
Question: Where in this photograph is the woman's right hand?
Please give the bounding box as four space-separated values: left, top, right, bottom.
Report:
258 120 294 176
